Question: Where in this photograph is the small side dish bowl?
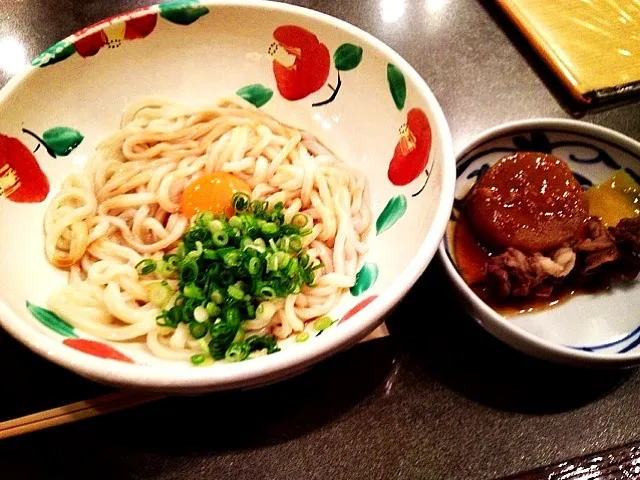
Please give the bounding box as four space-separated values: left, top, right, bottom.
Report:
0 1 455 392
439 118 640 368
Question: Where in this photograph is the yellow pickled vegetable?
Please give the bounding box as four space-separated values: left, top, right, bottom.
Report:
584 170 640 227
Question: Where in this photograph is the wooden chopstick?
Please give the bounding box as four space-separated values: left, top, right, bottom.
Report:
0 391 164 440
0 326 392 440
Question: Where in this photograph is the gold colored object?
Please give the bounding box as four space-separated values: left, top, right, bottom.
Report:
497 0 640 104
584 170 640 226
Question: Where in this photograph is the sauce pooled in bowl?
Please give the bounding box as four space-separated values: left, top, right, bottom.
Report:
454 152 640 312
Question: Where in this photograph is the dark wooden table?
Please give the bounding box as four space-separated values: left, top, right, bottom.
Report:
1 1 639 479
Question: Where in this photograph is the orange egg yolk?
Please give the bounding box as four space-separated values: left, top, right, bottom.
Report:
180 172 251 218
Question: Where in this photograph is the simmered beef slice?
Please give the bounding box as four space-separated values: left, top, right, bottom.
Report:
610 216 640 280
485 247 575 298
575 217 619 274
611 216 640 254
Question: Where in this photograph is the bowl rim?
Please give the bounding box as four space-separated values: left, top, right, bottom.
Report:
0 0 456 390
437 117 640 367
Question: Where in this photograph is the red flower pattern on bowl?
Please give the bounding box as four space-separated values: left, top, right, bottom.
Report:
0 134 49 203
388 108 432 186
270 25 330 101
73 7 158 58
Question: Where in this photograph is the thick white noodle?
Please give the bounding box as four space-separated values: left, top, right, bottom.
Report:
44 97 371 361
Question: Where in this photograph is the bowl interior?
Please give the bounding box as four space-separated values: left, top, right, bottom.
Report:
0 1 453 387
442 120 640 363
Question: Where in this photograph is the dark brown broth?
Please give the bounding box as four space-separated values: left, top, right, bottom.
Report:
454 214 610 318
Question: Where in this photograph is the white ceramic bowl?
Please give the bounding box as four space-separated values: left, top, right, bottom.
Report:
0 1 455 392
439 118 640 368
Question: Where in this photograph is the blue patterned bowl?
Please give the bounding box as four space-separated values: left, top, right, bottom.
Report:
439 119 640 368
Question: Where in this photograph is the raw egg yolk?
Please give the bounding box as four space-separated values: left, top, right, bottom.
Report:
180 172 251 218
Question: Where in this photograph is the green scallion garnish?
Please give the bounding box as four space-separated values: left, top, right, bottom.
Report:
313 316 333 332
191 354 206 365
189 321 208 339
136 259 157 275
225 342 251 362
148 281 173 308
156 192 321 364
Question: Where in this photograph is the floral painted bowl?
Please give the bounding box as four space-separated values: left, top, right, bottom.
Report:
439 119 640 368
0 1 455 392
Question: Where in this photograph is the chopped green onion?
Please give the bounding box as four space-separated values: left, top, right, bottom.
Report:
189 321 208 339
193 305 209 323
296 332 310 342
198 338 210 354
266 254 278 272
313 316 333 331
160 196 326 363
212 230 229 247
219 270 234 285
274 251 290 269
181 305 196 324
187 241 204 258
136 259 157 275
157 306 180 328
245 334 280 354
183 283 203 299
240 237 253 250
180 258 199 283
222 250 241 267
229 216 243 229
209 219 225 232
148 281 173 308
209 321 239 360
227 283 244 300
202 249 217 260
205 302 220 317
232 192 250 212
279 237 290 252
247 256 262 275
210 289 224 305
233 328 245 343
225 342 250 362
287 257 299 277
288 235 303 253
291 213 308 229
157 256 178 277
261 222 279 236
167 306 181 327
224 307 241 326
259 286 276 298
197 212 215 225
185 228 208 245
191 354 206 365
252 200 267 215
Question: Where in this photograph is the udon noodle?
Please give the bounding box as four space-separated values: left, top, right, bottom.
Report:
43 96 371 361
